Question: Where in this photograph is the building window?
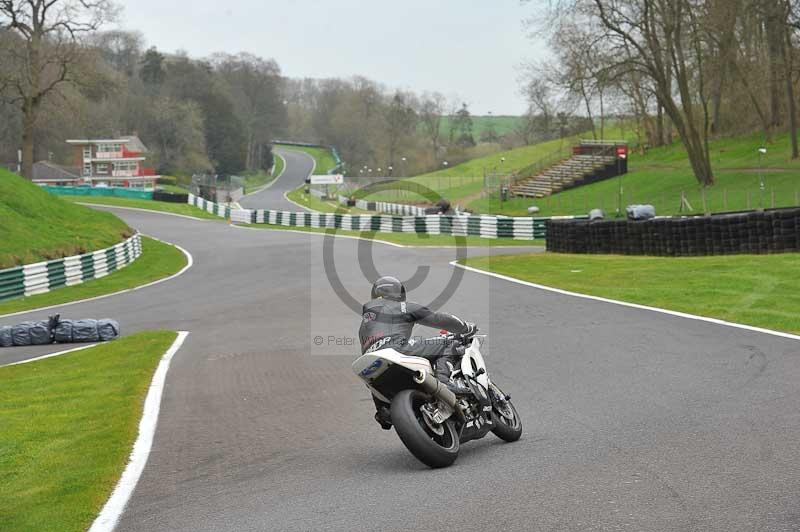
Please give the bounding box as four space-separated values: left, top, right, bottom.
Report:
96 143 122 153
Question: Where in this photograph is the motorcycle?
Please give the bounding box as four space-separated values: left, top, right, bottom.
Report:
352 330 522 468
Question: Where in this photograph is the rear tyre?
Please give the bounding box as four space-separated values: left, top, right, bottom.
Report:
390 389 460 468
489 383 522 442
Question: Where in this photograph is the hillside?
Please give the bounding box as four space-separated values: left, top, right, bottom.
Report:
469 131 800 216
436 115 523 139
0 170 132 268
358 126 632 205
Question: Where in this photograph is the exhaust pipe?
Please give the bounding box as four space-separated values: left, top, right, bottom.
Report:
413 370 463 416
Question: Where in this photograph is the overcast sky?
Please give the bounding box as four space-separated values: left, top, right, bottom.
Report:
115 0 545 115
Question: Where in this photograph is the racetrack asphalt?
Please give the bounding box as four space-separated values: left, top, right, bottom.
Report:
3 154 800 531
239 147 314 211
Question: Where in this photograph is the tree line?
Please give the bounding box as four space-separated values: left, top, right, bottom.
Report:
284 78 592 177
0 1 286 179
522 0 800 186
0 0 595 182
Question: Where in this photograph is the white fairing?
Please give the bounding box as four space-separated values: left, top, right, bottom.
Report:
461 336 490 389
352 348 433 403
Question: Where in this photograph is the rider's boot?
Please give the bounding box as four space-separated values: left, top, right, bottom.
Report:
372 396 392 430
435 358 471 396
374 407 392 430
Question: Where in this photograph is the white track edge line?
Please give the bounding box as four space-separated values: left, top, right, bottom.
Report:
451 261 800 342
1 343 98 367
74 203 211 221
0 237 194 319
88 330 189 532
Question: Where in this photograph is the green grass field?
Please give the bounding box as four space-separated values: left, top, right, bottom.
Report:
276 144 338 174
0 331 178 532
470 131 800 216
0 236 187 316
239 223 543 247
62 196 223 220
0 170 133 269
464 252 800 334
434 115 524 139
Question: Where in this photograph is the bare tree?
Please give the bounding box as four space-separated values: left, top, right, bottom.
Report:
590 0 716 186
419 92 445 162
0 0 116 178
383 91 417 172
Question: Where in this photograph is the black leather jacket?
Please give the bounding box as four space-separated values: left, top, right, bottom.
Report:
359 298 469 354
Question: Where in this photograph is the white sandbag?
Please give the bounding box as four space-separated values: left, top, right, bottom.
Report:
72 319 99 343
97 319 120 342
626 204 656 221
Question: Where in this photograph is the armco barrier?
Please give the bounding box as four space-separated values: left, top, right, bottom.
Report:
0 233 142 302
547 208 800 255
44 186 153 200
354 199 427 216
188 193 580 239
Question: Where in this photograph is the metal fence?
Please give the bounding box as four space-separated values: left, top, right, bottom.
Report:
190 174 245 203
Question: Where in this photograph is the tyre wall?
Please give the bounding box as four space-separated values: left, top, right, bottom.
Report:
546 208 800 256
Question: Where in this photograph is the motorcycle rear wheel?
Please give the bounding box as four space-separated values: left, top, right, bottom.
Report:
391 389 460 468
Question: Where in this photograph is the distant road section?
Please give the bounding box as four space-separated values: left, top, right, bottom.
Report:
239 148 315 211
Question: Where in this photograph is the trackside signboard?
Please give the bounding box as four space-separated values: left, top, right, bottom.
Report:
311 174 344 185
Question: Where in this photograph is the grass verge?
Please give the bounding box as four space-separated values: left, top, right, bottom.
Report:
243 157 284 192
0 170 132 269
0 236 187 316
463 252 800 334
0 331 178 532
238 223 543 247
62 196 223 220
285 186 369 213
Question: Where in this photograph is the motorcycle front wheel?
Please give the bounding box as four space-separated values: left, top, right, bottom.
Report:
489 383 522 442
390 389 460 468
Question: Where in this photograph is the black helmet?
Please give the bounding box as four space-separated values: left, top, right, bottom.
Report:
371 276 406 302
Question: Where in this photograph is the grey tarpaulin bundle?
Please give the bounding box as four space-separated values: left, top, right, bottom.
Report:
0 314 120 347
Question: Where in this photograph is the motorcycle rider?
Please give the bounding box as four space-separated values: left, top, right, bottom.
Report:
359 276 477 429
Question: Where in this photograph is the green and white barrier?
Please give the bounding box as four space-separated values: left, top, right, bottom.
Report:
187 193 582 240
0 233 142 302
353 199 427 216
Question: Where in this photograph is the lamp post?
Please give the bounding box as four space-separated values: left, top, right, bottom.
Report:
758 147 767 209
616 147 627 218
401 156 407 177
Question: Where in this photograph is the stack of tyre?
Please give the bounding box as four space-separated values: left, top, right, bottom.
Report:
547 207 800 256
